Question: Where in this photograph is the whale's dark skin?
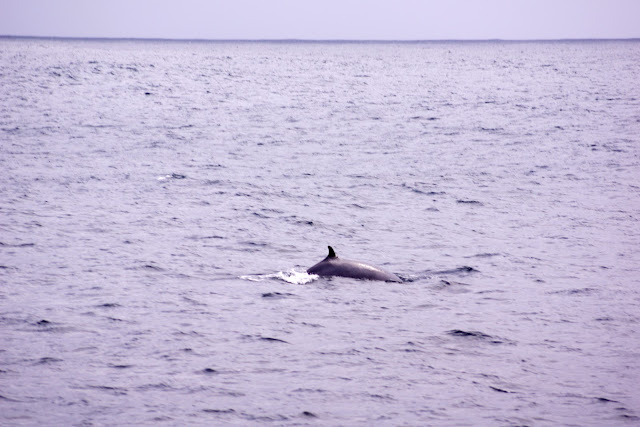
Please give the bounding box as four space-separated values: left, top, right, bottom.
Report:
307 246 402 282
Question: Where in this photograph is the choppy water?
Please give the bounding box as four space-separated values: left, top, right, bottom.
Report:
1 37 640 426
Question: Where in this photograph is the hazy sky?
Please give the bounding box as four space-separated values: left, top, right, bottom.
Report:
1 0 639 40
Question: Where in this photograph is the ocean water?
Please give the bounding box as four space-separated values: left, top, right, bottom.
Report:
1 37 639 426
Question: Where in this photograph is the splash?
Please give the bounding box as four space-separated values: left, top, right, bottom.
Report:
157 173 187 181
240 269 317 285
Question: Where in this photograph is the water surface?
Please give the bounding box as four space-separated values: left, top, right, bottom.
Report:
1 38 639 425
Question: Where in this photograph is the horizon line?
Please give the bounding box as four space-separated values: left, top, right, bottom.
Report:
2 34 639 43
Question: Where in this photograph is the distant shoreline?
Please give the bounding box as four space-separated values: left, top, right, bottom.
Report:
1 34 639 43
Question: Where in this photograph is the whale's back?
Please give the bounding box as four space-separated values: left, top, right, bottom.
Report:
307 247 402 282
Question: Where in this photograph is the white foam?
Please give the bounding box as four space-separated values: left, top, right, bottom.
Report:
240 269 317 285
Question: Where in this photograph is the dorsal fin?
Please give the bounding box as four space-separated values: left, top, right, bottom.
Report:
327 246 336 258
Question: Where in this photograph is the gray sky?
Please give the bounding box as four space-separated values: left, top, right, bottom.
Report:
1 0 639 40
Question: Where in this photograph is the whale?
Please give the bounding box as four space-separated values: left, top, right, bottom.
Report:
307 246 402 282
